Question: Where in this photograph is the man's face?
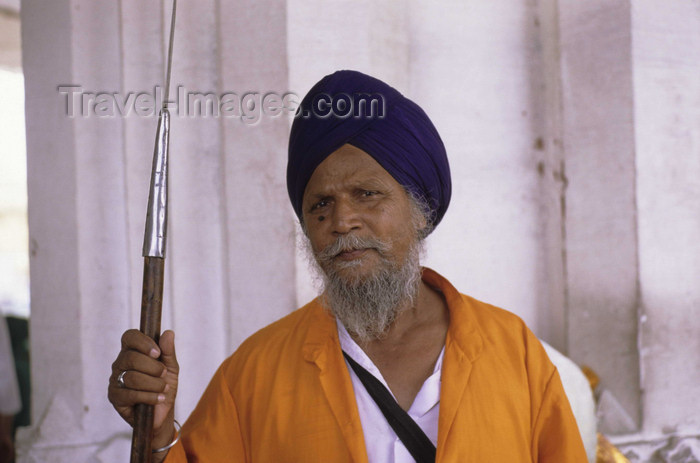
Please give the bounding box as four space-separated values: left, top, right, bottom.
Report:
302 144 424 282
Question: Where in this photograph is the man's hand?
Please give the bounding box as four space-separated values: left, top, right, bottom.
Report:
108 329 179 453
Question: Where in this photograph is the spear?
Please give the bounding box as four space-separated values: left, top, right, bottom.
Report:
130 1 177 462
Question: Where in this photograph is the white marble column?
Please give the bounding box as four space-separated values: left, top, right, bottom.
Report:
621 1 700 460
407 0 568 348
558 0 700 460
558 0 642 433
18 0 293 461
19 0 130 460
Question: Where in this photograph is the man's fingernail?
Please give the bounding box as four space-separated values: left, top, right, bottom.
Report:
157 394 165 403
150 348 160 358
164 384 170 393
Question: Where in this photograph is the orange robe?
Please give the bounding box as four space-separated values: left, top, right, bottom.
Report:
164 268 587 462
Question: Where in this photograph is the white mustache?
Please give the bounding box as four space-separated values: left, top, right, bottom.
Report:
315 234 391 263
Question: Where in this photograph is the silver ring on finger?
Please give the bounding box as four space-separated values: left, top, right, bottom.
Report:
117 370 128 388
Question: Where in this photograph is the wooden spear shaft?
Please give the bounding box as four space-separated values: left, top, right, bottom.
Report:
130 257 165 462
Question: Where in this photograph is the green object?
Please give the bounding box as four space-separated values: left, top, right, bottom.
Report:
5 316 30 432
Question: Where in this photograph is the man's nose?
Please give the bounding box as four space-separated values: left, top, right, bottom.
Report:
331 199 361 234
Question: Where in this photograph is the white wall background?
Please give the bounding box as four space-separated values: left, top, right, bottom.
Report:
13 0 700 461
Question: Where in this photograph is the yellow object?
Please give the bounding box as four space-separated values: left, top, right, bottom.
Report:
596 433 630 463
580 364 630 463
164 268 587 462
581 365 600 391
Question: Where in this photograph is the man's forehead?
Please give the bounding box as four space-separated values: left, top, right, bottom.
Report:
316 145 386 174
304 145 398 195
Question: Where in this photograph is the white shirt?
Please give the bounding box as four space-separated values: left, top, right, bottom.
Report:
337 321 444 463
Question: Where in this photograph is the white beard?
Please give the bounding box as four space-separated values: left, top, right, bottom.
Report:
304 232 424 343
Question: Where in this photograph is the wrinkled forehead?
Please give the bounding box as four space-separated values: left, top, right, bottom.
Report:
301 144 405 203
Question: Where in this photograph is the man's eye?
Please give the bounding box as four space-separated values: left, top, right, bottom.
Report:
312 199 329 210
362 190 377 197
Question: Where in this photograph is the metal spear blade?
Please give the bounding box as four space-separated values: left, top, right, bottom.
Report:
142 0 177 258
142 109 170 258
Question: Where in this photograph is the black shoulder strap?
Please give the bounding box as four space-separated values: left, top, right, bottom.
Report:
342 351 437 463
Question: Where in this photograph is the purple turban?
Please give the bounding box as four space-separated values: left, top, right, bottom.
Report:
287 70 451 232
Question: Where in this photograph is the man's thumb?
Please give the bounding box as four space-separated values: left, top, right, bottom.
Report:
159 330 179 371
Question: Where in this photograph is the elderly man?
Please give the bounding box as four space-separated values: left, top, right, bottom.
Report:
108 70 587 462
